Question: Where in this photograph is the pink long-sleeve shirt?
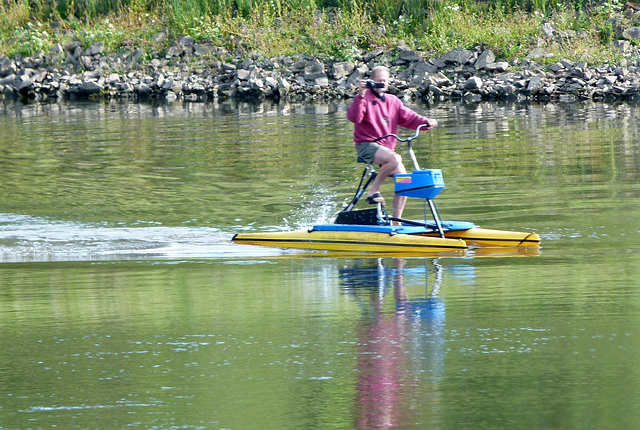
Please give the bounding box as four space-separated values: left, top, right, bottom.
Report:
347 91 431 151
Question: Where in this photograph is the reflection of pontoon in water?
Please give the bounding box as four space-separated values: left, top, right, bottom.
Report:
233 125 540 254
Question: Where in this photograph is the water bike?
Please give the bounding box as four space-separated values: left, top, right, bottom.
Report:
232 124 540 254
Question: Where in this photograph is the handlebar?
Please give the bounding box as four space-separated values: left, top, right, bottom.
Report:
368 123 433 171
370 123 432 145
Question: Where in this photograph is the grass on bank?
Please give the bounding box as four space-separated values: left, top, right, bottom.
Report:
0 0 635 67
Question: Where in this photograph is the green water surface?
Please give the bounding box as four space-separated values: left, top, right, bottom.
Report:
0 99 639 429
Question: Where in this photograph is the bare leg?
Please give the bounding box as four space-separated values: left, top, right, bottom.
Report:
392 194 408 222
369 147 404 195
391 164 408 224
369 147 407 224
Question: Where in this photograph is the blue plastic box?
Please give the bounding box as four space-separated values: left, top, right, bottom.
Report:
394 169 445 199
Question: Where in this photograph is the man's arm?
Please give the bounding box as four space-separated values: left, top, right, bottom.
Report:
347 80 373 124
347 94 367 124
397 101 437 129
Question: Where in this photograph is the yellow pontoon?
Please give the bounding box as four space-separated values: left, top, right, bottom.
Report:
232 222 540 254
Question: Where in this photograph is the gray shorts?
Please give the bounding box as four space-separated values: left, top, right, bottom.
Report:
355 141 382 164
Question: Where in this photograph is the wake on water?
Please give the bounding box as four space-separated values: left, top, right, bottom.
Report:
0 185 343 262
0 213 299 263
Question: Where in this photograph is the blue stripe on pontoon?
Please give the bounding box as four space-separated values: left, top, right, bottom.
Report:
314 220 476 233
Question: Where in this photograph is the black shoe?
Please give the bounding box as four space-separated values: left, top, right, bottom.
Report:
366 193 385 205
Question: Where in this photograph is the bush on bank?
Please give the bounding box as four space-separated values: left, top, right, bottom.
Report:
1 0 639 67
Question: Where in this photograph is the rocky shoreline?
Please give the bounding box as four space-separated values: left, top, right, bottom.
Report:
2 24 640 104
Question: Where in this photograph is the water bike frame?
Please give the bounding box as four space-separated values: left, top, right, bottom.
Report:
232 124 541 251
338 123 448 236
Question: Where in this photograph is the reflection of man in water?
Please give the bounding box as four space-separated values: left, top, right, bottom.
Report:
356 259 409 427
341 258 445 428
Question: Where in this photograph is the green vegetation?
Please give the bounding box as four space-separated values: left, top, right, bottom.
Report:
0 0 636 65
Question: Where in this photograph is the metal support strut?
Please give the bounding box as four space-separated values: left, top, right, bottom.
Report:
344 163 377 212
426 199 446 238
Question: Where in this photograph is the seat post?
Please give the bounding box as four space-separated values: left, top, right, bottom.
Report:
344 159 377 212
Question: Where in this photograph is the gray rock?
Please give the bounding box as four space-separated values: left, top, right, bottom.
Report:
346 66 367 87
315 76 329 87
166 46 182 58
559 59 574 68
622 27 640 40
85 43 104 57
17 76 33 91
363 50 383 63
177 36 195 48
573 67 593 80
170 81 182 94
396 67 411 82
80 56 93 69
439 47 473 65
304 62 325 80
332 62 354 80
410 61 431 87
399 49 420 62
429 85 445 96
161 78 174 90
495 84 515 95
0 74 16 85
422 63 440 74
428 72 451 87
567 82 583 92
278 78 290 95
262 59 276 70
527 76 544 93
64 41 83 55
2 84 16 96
463 92 482 102
194 44 212 56
154 75 165 89
489 62 510 73
475 50 495 69
430 58 446 69
81 80 104 93
120 82 134 93
572 77 586 86
464 76 483 90
135 83 152 95
613 67 627 76
613 40 630 53
237 69 251 80
575 61 588 70
549 62 565 72
248 77 264 90
33 71 47 83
